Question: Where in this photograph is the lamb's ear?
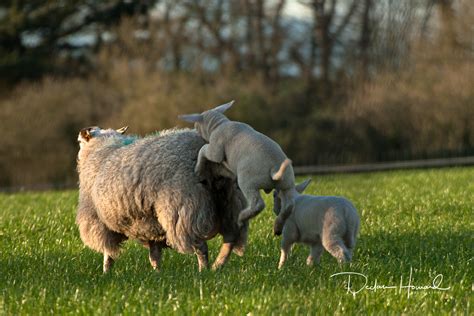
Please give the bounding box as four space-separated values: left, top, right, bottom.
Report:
213 100 234 113
178 114 204 123
295 178 312 194
116 126 128 134
79 127 93 142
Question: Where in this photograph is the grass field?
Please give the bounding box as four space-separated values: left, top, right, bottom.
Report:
1 167 473 314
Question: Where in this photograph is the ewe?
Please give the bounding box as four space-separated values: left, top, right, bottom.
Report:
76 126 248 273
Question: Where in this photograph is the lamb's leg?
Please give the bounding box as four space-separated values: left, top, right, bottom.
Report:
237 187 265 225
195 144 225 177
274 192 295 235
212 242 234 270
148 240 166 271
193 242 209 272
103 252 114 273
306 243 324 266
278 221 298 269
195 145 209 176
322 234 351 264
278 237 293 270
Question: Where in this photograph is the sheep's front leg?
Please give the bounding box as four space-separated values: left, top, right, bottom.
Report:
103 252 114 273
278 237 293 270
193 242 209 272
212 242 234 270
195 144 225 178
149 240 166 271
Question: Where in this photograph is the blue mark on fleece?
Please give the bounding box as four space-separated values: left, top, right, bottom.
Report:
119 132 160 147
121 136 138 146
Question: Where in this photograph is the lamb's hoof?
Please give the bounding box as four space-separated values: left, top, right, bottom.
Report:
194 166 205 177
273 222 283 236
237 214 247 227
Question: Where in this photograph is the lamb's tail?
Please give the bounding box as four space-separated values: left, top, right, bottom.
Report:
271 158 292 181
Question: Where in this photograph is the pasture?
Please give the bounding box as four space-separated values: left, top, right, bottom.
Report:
1 167 472 314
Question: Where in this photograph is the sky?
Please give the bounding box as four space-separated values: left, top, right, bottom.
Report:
283 1 313 20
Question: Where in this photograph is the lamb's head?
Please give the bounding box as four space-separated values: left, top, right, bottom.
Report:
77 126 128 149
178 100 234 141
273 179 312 215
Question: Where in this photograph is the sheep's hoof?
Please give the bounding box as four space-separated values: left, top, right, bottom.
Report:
150 262 160 271
211 263 222 271
233 246 245 257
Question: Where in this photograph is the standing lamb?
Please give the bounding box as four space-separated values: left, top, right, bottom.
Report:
179 101 297 236
76 126 248 273
273 179 360 269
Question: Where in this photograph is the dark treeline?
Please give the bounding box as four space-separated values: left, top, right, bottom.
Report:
0 0 473 188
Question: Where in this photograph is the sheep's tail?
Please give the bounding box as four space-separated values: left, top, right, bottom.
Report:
343 204 360 251
271 159 292 181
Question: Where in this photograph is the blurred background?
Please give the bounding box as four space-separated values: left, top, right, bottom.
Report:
0 0 473 189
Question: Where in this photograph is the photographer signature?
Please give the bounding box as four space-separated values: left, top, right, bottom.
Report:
330 268 451 298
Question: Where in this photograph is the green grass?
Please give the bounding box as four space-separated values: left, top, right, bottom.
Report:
1 167 473 315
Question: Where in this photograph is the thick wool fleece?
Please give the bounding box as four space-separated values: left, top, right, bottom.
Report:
77 128 247 258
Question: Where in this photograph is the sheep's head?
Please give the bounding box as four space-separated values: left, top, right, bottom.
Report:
272 179 312 215
178 100 234 141
77 126 128 149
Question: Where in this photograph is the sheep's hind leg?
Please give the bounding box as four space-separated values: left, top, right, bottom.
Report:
149 240 166 271
322 237 351 264
212 242 234 270
193 242 209 272
307 243 324 266
237 187 265 225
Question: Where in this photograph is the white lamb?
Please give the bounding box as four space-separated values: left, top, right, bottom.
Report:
273 179 360 269
178 101 297 236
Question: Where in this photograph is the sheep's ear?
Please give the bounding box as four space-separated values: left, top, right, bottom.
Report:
116 126 128 134
79 127 93 142
213 100 234 113
178 114 204 123
295 178 312 194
